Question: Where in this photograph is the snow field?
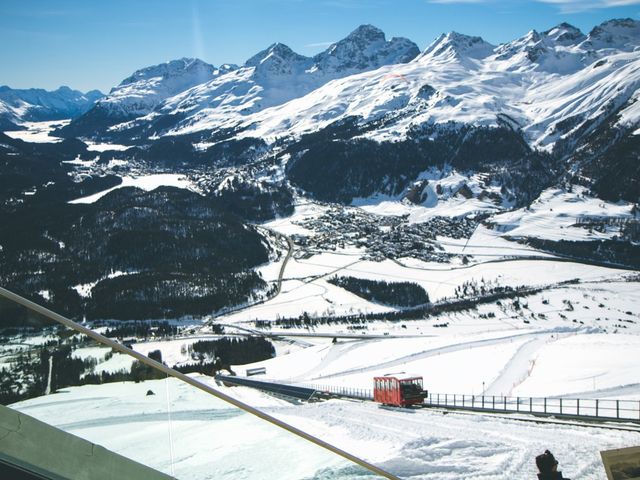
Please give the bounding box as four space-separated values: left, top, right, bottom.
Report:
512 334 640 399
223 243 631 322
12 375 638 480
490 187 635 242
13 376 355 480
69 173 197 204
240 329 573 394
353 169 505 222
85 142 131 152
273 399 637 480
4 119 69 143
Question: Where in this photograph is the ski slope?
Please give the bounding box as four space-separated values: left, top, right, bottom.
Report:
12 371 638 480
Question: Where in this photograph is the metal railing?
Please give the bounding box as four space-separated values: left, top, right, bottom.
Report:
284 380 640 425
302 383 374 401
427 393 640 423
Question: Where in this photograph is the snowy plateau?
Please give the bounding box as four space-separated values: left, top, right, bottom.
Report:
1 18 640 480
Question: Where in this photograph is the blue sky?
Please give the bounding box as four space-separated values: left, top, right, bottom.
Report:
1 0 639 92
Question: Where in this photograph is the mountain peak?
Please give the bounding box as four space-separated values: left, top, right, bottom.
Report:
84 89 104 99
586 18 640 49
345 24 386 43
543 22 585 44
120 58 215 87
96 58 218 117
268 42 299 58
496 28 557 64
313 25 419 73
591 17 640 34
420 32 494 62
245 43 311 76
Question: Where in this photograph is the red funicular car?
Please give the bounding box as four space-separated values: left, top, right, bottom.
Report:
373 373 427 407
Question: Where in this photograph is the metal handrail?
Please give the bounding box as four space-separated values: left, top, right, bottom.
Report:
427 392 640 423
0 287 397 480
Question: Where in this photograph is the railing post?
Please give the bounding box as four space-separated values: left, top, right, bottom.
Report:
530 397 532 413
492 395 495 410
454 394 456 406
482 395 485 408
517 397 520 412
595 399 599 417
472 395 475 408
577 398 580 416
463 395 465 407
445 393 448 405
544 397 547 414
617 400 620 419
504 396 507 410
560 398 563 415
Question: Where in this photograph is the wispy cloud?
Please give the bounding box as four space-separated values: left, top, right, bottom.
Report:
191 1 206 60
427 0 640 12
304 41 336 48
537 0 640 13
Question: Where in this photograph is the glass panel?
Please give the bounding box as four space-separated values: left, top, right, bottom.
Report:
0 293 385 479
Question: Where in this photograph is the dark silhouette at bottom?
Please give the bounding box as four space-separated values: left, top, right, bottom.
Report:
536 450 571 480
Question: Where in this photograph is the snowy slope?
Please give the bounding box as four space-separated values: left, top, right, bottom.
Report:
54 18 640 158
226 19 640 150
11 336 639 480
94 58 227 118
110 25 419 138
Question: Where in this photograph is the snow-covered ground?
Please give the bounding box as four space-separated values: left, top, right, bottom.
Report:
12 373 638 480
226 193 636 326
12 377 353 480
6 251 640 480
85 141 131 152
352 169 507 221
10 271 633 479
4 119 69 143
223 245 631 322
490 187 635 242
68 173 198 204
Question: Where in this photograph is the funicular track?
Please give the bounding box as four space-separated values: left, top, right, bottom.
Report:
216 375 640 433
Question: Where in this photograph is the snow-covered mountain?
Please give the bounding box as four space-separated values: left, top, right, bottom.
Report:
0 85 103 129
52 19 640 204
62 25 419 140
312 24 419 73
98 58 230 117
215 19 637 203
238 19 640 150
59 58 231 138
